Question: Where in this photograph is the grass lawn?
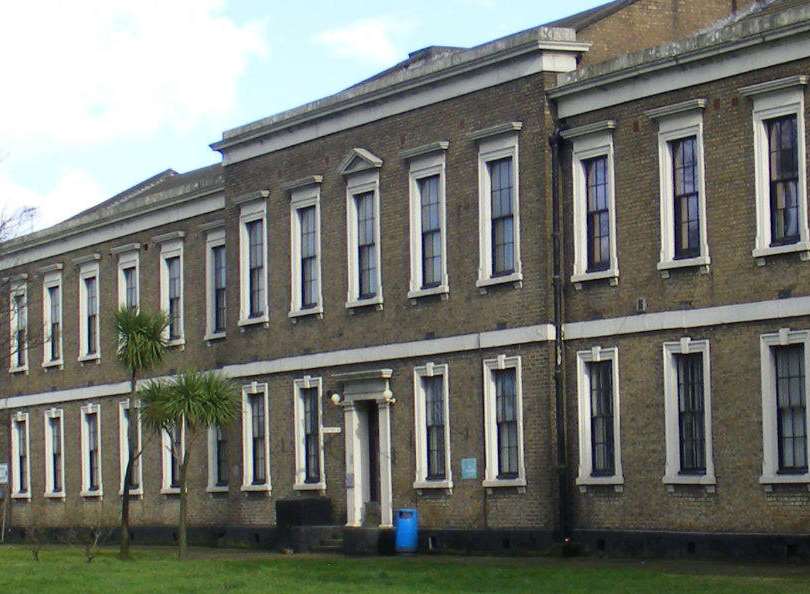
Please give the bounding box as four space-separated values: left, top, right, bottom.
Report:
1 545 810 593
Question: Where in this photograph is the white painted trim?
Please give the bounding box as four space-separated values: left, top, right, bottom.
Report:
10 412 30 499
205 227 226 340
116 247 140 311
482 355 526 488
78 260 100 361
476 132 522 287
413 363 453 490
289 184 323 316
160 419 185 495
399 141 449 160
661 339 716 486
408 150 449 298
43 408 65 498
159 238 185 346
118 399 143 496
345 169 383 308
80 402 103 497
748 83 809 259
8 280 28 373
42 271 63 368
759 328 810 485
293 376 326 491
239 199 269 325
241 382 271 492
468 122 523 141
576 346 623 488
570 124 619 285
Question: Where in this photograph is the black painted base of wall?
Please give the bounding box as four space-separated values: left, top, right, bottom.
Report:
417 528 557 556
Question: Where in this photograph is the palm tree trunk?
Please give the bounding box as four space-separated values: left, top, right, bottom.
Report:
119 370 137 560
178 447 190 560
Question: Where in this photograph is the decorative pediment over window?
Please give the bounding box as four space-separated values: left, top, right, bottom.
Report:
338 148 383 176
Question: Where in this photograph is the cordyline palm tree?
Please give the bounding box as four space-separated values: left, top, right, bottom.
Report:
115 306 168 560
140 370 238 560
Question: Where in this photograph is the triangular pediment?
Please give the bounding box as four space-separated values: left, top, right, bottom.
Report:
338 148 383 176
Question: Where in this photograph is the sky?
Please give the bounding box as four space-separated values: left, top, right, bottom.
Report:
0 0 606 232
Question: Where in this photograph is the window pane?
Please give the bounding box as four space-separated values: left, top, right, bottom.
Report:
589 361 614 476
247 220 265 317
489 158 515 276
419 176 443 288
212 246 227 332
423 376 446 480
676 353 706 474
167 257 181 339
494 368 518 478
671 137 701 259
302 388 320 483
299 206 319 308
250 394 266 484
767 116 800 246
775 344 807 473
584 156 610 272
356 192 377 298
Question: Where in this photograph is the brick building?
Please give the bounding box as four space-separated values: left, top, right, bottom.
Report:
2 0 810 558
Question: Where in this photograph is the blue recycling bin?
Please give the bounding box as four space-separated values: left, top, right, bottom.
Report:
394 508 419 553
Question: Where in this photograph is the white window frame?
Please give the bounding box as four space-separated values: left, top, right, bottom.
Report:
78 260 101 362
662 338 715 487
475 128 523 289
646 100 711 272
482 355 526 488
345 170 383 309
241 382 271 492
238 197 269 326
289 184 324 318
759 328 810 486
413 362 452 490
563 121 620 286
204 226 227 341
9 280 28 373
740 77 810 260
44 408 65 498
207 424 229 493
115 246 140 310
80 402 103 497
407 147 449 299
158 237 185 347
10 412 30 499
42 270 63 368
118 399 143 496
575 346 624 489
293 375 326 490
160 419 185 495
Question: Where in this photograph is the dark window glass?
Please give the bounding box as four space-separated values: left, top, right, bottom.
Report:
584 156 610 272
489 158 515 276
589 361 615 476
424 376 446 480
50 417 61 493
215 426 228 486
48 286 60 361
13 294 25 368
419 175 442 288
123 267 137 310
87 412 99 491
167 257 181 340
247 220 265 318
85 277 98 355
775 344 807 474
302 388 320 483
299 206 319 308
767 115 800 246
17 421 27 494
356 192 377 299
676 353 706 474
123 408 140 490
212 245 227 333
169 424 182 488
672 136 701 259
250 394 266 484
494 368 518 479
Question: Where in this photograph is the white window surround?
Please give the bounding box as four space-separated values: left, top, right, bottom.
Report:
759 328 810 486
293 375 326 490
413 362 453 490
115 246 140 310
78 259 101 362
238 197 269 326
160 420 185 495
9 280 28 373
562 121 620 286
80 402 103 497
475 127 523 289
44 408 65 498
406 146 450 299
661 338 716 488
645 100 711 273
482 355 526 489
158 236 185 347
289 183 324 318
42 270 63 369
204 226 226 341
739 76 809 261
207 425 228 493
345 169 384 309
10 412 30 499
241 382 271 492
576 346 624 489
118 399 143 496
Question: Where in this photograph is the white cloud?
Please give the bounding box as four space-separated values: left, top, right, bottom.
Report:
314 17 405 66
0 0 268 152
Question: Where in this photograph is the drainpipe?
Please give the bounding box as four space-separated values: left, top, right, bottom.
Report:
549 128 569 542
